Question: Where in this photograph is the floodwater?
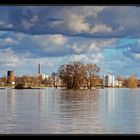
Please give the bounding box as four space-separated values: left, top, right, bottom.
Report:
0 87 140 134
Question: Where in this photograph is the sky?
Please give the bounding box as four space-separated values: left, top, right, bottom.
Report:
0 6 140 77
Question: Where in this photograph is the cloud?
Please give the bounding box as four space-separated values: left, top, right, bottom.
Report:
22 15 38 30
67 15 90 33
0 37 18 46
132 53 140 59
71 44 84 54
0 21 13 29
0 6 140 38
0 48 20 67
62 6 106 17
33 34 68 46
70 53 104 64
60 14 113 34
71 38 117 54
15 33 26 41
90 23 112 33
48 34 68 45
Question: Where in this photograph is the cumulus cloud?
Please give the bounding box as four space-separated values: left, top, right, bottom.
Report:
67 15 90 33
90 23 112 33
0 6 139 38
71 44 84 54
48 34 68 45
0 48 20 67
70 53 104 64
61 14 113 34
0 37 18 46
22 15 38 29
15 33 26 41
71 39 117 54
33 34 68 46
0 21 13 29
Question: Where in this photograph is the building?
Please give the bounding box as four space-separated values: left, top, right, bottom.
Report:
54 76 64 87
40 74 49 80
7 71 15 85
103 74 122 87
103 74 115 87
115 80 122 87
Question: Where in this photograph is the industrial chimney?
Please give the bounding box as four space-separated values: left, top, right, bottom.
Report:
38 63 41 75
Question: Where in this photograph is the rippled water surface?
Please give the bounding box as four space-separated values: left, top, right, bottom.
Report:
0 88 140 134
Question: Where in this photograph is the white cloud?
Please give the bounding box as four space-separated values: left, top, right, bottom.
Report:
6 24 13 28
30 15 38 23
0 48 32 68
67 15 90 33
51 7 111 34
90 23 112 33
64 14 113 34
70 53 104 64
71 44 84 54
48 34 68 45
22 15 38 29
89 39 116 52
32 34 68 47
0 48 20 67
15 33 26 41
0 21 14 29
133 53 140 59
0 37 18 46
71 39 117 54
70 54 89 62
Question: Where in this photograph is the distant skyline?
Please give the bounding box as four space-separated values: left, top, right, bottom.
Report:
0 6 140 77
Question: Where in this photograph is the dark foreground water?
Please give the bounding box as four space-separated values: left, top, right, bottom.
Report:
0 88 140 134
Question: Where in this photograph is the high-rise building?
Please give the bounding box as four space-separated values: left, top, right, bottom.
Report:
103 74 122 87
7 71 15 85
103 74 115 87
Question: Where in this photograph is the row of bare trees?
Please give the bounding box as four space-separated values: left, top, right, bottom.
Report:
116 75 139 88
15 75 56 88
58 61 101 89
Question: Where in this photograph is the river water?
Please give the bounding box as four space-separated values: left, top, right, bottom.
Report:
0 88 140 134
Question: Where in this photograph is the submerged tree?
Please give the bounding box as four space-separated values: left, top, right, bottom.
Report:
128 75 138 88
58 61 101 89
58 61 86 89
85 64 100 89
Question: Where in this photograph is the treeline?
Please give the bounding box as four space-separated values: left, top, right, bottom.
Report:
116 75 140 88
0 75 56 88
58 61 101 89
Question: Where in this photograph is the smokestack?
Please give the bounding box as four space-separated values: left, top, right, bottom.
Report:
38 63 40 75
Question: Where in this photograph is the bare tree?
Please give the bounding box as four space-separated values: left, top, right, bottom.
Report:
128 75 138 88
0 76 7 86
85 64 100 89
58 61 86 89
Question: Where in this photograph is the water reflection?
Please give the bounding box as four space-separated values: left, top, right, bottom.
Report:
0 88 140 133
37 89 46 114
60 89 100 102
56 89 104 133
6 89 16 121
99 88 140 133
